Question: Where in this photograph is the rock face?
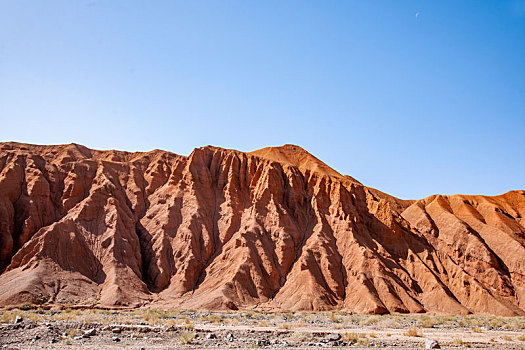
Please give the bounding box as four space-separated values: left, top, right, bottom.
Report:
0 142 523 315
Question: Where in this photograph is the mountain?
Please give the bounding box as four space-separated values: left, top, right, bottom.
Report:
0 142 523 315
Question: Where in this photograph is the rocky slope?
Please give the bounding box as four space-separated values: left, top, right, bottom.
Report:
0 142 523 316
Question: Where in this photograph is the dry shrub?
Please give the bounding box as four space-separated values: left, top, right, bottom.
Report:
360 316 380 326
279 323 291 329
178 331 196 344
257 320 269 327
341 332 365 344
67 328 81 338
403 326 421 337
357 338 370 346
489 317 504 328
183 318 194 330
202 314 221 324
420 317 438 328
328 312 340 323
291 331 314 343
1 311 16 323
163 319 178 328
453 338 464 345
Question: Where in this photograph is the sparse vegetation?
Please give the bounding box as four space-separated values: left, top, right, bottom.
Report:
178 331 196 344
360 316 381 326
257 320 269 327
18 302 37 310
291 331 314 343
357 338 370 346
489 317 504 328
452 338 471 347
0 309 523 349
66 328 81 338
403 326 421 337
183 317 194 330
328 312 340 323
142 308 171 325
420 317 438 328
278 322 291 329
1 310 16 323
202 313 222 324
341 332 366 344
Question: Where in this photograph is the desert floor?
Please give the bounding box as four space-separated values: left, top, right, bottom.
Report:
1 308 524 349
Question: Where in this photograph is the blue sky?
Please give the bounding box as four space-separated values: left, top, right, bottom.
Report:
1 0 524 199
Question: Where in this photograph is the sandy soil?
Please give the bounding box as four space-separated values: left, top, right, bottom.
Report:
1 309 525 349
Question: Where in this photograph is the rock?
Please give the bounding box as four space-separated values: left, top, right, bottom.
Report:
270 339 289 347
326 333 341 342
425 339 440 349
206 333 217 339
14 315 23 324
82 328 96 338
227 333 234 342
74 336 82 340
112 336 121 342
256 339 270 346
112 327 121 333
332 340 343 346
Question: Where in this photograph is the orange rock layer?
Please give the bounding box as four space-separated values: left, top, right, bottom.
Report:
0 142 523 315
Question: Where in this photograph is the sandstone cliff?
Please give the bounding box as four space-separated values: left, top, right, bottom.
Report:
0 142 523 315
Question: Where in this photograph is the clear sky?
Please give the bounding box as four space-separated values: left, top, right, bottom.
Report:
1 0 524 199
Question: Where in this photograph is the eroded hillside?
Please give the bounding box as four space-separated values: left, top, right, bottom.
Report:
0 142 523 315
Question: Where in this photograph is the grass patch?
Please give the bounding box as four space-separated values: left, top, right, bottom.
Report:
178 331 196 344
360 316 381 326
341 332 366 344
278 323 291 330
420 317 438 328
452 338 471 347
403 326 421 337
328 312 340 323
1 310 17 323
291 331 314 343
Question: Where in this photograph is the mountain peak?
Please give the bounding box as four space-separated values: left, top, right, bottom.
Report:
249 144 344 179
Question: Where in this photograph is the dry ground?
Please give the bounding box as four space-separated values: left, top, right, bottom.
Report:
1 307 524 349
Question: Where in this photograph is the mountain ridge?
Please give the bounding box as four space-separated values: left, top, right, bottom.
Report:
0 142 523 315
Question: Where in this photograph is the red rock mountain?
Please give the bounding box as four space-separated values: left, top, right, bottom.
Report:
0 142 524 315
